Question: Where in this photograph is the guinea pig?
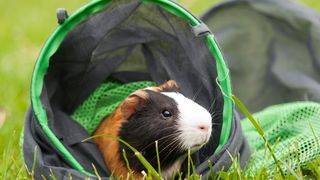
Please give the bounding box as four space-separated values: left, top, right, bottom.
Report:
94 80 212 179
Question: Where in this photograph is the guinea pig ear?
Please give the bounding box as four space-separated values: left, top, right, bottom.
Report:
158 80 179 92
144 80 179 92
120 90 148 120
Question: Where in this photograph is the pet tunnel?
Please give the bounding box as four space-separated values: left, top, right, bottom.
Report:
22 0 250 179
201 0 320 175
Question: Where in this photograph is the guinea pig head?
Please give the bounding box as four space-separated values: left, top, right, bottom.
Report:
117 80 212 178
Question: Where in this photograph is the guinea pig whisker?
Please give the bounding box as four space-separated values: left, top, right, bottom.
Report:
211 109 223 114
211 113 222 120
159 139 182 164
139 125 178 133
139 133 180 152
208 98 217 113
210 111 223 119
151 136 181 162
138 130 180 151
209 109 223 117
156 134 181 155
211 114 223 122
158 134 181 150
210 133 214 139
148 137 180 163
153 125 179 132
210 108 223 113
211 122 221 126
211 115 222 121
192 85 203 101
210 134 215 142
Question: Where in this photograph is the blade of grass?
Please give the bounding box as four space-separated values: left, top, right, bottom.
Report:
189 153 199 179
307 159 320 178
232 95 285 178
122 149 134 180
207 160 215 180
177 171 183 180
141 170 147 179
31 145 38 180
82 134 161 179
282 161 302 180
91 163 102 180
187 149 191 179
49 168 57 180
309 121 320 148
226 150 241 180
155 140 161 175
2 133 16 179
16 162 26 179
24 164 31 178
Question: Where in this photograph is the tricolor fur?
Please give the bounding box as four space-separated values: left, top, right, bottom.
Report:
94 80 212 179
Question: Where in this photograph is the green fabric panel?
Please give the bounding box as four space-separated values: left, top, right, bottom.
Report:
241 102 320 174
71 80 156 134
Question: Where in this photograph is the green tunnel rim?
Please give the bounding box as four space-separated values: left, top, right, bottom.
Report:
30 0 233 176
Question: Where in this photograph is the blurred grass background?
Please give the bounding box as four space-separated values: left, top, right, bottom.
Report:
0 0 319 178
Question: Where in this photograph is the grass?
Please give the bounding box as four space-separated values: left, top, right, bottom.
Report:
0 0 320 179
232 95 285 178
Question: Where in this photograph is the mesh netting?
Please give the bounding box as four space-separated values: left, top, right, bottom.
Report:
241 102 320 174
71 80 156 134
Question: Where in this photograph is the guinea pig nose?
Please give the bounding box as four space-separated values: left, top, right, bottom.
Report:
198 125 210 132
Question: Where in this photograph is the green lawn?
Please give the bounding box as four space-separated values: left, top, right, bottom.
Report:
0 0 319 179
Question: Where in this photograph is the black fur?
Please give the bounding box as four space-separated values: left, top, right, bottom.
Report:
118 90 187 173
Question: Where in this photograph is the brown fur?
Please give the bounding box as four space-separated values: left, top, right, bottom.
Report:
94 90 148 179
145 80 178 92
159 80 178 90
94 80 178 179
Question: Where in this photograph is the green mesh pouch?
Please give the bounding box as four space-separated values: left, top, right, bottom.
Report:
241 102 320 175
71 80 156 134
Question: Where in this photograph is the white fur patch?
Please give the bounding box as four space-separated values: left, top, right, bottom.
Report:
161 92 212 151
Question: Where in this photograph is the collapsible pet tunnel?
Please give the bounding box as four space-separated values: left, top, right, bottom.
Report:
22 0 250 179
202 0 320 175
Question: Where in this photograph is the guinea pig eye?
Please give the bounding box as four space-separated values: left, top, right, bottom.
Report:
161 110 172 118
